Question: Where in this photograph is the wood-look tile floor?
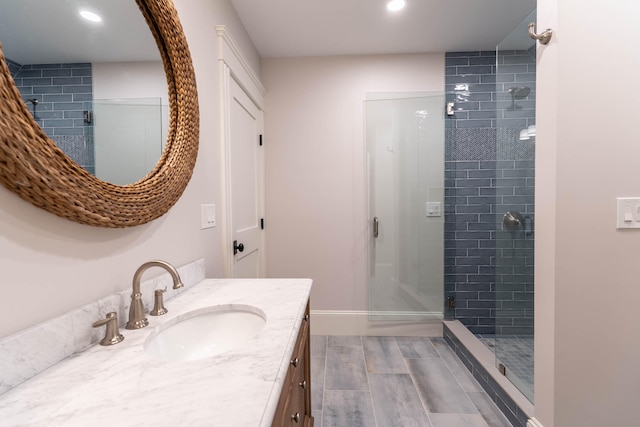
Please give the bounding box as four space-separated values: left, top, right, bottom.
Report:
310 335 512 427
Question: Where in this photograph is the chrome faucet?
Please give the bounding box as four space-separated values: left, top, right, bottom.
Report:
126 260 184 329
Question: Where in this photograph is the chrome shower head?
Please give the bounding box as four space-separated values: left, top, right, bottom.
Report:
508 87 531 99
508 87 531 110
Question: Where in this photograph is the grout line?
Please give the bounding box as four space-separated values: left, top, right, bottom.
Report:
359 336 378 427
402 341 433 424
320 336 327 426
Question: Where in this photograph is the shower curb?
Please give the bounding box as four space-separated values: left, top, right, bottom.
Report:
443 320 533 427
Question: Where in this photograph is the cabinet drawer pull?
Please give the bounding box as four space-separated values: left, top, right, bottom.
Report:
299 380 307 389
290 357 299 367
304 314 309 321
291 412 301 423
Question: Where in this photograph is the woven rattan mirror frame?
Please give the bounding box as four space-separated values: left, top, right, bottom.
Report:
0 0 198 227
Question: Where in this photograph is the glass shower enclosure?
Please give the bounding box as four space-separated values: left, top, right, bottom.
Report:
364 10 536 402
494 8 537 402
93 97 168 185
366 94 445 322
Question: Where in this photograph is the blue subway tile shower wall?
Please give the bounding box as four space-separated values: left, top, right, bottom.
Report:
8 60 95 174
444 51 535 335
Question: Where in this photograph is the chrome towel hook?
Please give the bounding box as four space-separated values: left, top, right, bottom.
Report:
528 22 552 45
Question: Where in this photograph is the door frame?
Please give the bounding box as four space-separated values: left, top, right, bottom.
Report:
217 25 266 277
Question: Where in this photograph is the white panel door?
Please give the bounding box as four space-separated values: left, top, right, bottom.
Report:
229 77 264 277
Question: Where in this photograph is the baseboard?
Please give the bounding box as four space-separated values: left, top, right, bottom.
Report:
527 418 544 427
310 310 442 336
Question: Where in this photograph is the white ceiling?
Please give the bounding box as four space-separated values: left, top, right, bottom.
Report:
0 0 536 66
0 0 159 65
230 0 537 58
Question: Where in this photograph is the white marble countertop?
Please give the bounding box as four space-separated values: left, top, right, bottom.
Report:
0 278 312 427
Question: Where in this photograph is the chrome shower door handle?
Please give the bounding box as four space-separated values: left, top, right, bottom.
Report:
373 217 379 238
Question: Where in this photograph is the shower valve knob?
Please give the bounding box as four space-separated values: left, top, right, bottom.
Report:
503 211 524 231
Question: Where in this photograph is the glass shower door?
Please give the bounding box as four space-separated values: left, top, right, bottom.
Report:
494 8 536 402
93 97 167 185
366 94 444 321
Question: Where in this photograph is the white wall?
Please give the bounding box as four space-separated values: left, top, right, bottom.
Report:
0 0 260 338
93 62 168 102
262 54 444 313
536 1 640 425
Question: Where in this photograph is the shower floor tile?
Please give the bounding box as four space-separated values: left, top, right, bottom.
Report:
476 334 534 400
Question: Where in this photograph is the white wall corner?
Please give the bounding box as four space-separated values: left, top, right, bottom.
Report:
527 418 544 427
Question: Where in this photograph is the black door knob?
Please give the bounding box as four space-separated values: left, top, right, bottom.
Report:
233 240 245 255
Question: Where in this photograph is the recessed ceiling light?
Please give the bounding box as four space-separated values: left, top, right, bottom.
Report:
387 0 406 12
80 10 102 23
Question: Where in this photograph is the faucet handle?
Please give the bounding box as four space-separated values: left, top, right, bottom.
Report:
92 312 125 346
150 287 168 316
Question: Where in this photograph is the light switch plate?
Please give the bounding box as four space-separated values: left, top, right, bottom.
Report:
201 204 216 229
426 202 442 217
616 197 640 229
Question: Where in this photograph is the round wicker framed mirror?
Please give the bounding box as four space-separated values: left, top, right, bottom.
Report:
0 0 198 227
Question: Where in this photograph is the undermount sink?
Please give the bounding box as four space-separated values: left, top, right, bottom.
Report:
144 304 267 361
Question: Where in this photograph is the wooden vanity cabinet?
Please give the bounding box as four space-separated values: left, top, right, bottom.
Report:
272 301 313 427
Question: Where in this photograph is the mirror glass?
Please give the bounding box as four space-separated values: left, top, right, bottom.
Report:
0 0 167 185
